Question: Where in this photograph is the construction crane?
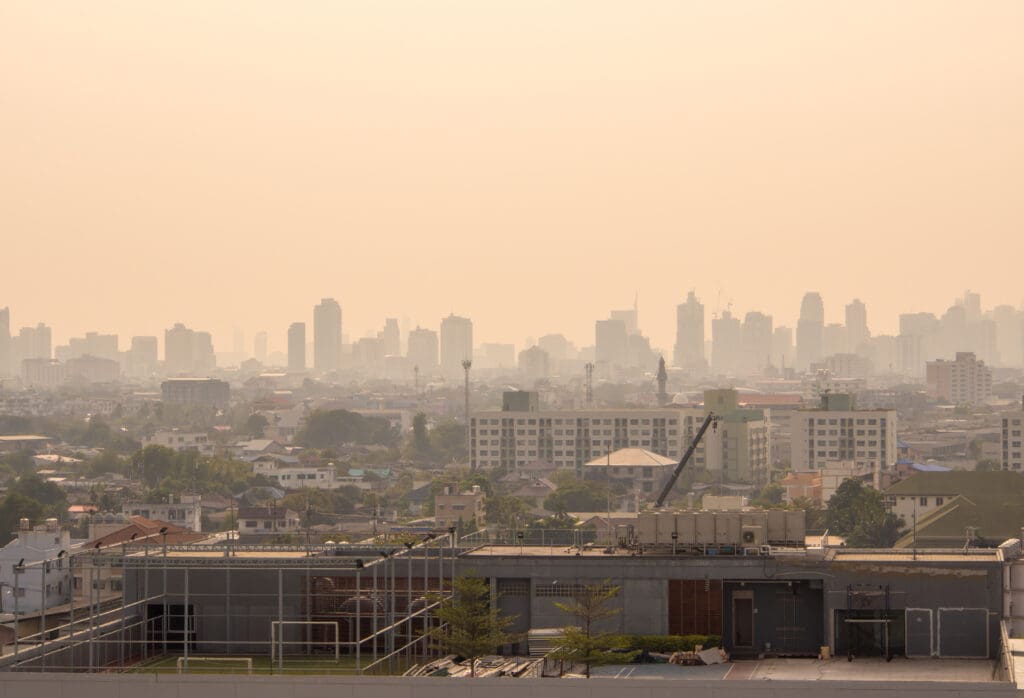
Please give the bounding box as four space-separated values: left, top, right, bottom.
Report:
654 412 719 509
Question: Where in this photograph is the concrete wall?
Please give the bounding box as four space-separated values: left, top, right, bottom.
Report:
120 551 1005 660
0 671 1014 698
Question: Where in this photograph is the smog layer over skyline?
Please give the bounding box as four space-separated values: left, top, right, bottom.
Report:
3 2 1023 351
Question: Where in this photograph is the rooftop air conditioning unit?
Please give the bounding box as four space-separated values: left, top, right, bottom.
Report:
741 525 765 546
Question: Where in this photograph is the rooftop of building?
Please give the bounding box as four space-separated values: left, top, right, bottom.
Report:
892 493 1024 549
885 470 1024 496
584 448 676 468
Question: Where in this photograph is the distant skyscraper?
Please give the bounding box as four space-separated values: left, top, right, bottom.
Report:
711 310 742 374
164 323 194 374
440 314 473 376
287 322 306 371
0 307 9 376
845 298 869 352
192 331 216 373
408 327 439 370
9 323 51 373
164 323 214 375
253 331 268 363
772 326 793 370
674 291 705 371
56 332 118 362
128 336 159 377
313 298 342 372
380 318 401 357
993 305 1024 368
538 334 573 362
796 292 825 371
595 318 628 368
741 311 773 374
823 323 847 358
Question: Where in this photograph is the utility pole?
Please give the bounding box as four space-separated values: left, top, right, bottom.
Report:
462 359 473 470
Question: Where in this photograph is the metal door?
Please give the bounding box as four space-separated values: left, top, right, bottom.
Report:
905 608 932 657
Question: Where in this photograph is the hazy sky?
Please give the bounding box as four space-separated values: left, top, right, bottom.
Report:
2 2 1023 354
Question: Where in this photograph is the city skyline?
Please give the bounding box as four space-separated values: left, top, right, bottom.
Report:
1 286 1022 366
3 3 1023 354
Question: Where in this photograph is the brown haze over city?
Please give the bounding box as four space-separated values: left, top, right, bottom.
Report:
2 2 1022 353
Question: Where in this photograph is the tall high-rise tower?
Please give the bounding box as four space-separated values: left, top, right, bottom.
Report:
673 291 705 371
845 299 869 353
287 322 306 371
164 323 195 375
380 318 401 357
0 307 9 376
408 327 439 370
313 298 342 372
796 292 825 371
440 314 473 377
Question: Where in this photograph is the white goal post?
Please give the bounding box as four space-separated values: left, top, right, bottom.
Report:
176 657 254 674
270 620 340 662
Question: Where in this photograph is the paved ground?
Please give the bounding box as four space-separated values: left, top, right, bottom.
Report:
590 657 998 682
746 657 997 682
589 663 732 680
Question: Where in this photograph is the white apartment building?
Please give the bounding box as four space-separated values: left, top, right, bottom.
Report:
251 456 340 490
471 390 770 483
142 429 215 456
0 518 72 614
1002 408 1024 471
123 494 203 532
926 352 993 405
790 394 897 472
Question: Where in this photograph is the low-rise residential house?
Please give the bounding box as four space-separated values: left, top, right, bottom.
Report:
511 478 558 501
251 456 339 490
884 471 1024 539
232 439 287 459
142 429 215 456
236 506 301 535
434 484 485 531
582 448 676 498
67 504 99 521
123 494 202 533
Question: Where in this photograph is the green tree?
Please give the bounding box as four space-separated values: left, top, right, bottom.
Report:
975 458 1000 472
409 412 432 458
1 450 36 477
0 492 45 545
486 495 529 528
551 581 636 677
790 496 826 532
751 483 784 508
133 445 176 487
544 482 608 514
297 409 396 449
246 413 269 439
427 574 516 677
826 479 902 547
88 451 126 477
429 419 467 463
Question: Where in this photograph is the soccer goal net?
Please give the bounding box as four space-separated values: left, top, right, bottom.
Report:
176 657 254 674
270 620 341 662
